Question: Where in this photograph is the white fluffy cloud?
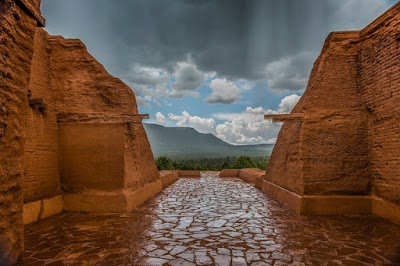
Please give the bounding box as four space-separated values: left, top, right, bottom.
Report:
215 109 279 145
214 94 301 144
265 52 315 92
126 60 208 105
277 94 302 113
150 94 301 145
205 78 241 104
155 112 166 124
168 111 215 134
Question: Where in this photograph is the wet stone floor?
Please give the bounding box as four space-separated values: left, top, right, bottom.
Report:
24 174 400 265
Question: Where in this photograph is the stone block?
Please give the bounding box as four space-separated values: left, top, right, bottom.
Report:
23 201 41 225
41 195 63 219
160 171 179 189
219 169 240 177
178 171 201 177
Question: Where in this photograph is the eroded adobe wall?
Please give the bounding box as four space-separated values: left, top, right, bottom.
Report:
48 36 138 115
265 32 370 196
359 5 400 204
48 36 159 194
0 0 43 263
300 32 370 195
24 28 61 203
266 3 400 200
124 123 160 191
264 119 304 194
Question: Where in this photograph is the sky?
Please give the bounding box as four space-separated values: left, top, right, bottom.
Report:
41 0 397 145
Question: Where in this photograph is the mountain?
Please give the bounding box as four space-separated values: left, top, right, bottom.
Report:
143 123 273 159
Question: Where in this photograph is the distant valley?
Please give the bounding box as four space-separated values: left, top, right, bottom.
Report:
143 123 273 159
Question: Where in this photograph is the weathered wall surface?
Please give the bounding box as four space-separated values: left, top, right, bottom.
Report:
359 6 400 204
48 37 138 115
301 32 370 196
124 123 160 191
0 0 43 264
24 28 61 203
48 36 159 211
265 3 399 204
58 123 126 192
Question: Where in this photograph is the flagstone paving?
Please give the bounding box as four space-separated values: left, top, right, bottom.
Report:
23 174 400 265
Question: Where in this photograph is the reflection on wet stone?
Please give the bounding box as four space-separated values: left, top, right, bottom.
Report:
24 174 400 265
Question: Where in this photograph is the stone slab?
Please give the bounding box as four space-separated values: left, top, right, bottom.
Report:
238 168 265 184
372 196 400 224
23 195 63 225
23 200 41 225
63 191 126 213
41 195 63 219
219 169 240 177
262 180 302 212
126 180 163 211
178 171 201 177
262 180 371 215
160 171 179 189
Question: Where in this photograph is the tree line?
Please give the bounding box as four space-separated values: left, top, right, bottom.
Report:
155 156 268 171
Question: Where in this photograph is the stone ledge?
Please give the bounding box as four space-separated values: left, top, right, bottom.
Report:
126 180 162 211
178 170 201 177
262 180 370 215
23 195 63 225
63 180 162 213
261 180 400 223
239 168 265 184
219 168 265 184
372 196 400 224
160 171 180 189
219 169 240 177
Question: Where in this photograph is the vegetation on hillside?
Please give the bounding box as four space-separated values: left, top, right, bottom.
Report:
155 156 268 171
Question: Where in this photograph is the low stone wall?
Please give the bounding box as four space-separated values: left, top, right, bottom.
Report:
219 169 240 177
178 170 201 177
160 171 180 188
23 195 63 225
219 169 265 184
261 179 400 222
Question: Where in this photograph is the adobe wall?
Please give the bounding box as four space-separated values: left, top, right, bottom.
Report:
265 32 370 196
359 6 400 204
0 0 44 264
24 28 61 203
48 36 138 115
47 36 160 212
300 32 370 196
59 123 126 192
264 3 400 218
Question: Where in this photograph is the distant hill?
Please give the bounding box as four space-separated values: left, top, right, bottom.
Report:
143 123 273 159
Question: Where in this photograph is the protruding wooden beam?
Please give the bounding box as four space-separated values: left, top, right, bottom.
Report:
57 113 150 124
264 113 305 122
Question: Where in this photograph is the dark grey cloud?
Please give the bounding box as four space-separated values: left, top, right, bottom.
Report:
41 0 391 83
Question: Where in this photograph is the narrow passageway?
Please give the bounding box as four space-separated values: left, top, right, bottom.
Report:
24 174 400 265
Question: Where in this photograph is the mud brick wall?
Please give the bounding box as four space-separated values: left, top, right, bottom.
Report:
0 0 42 263
24 28 61 203
48 36 159 193
359 6 400 204
266 3 400 200
300 32 370 195
264 120 304 194
124 123 160 190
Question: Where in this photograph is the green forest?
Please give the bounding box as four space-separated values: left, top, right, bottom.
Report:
155 156 268 171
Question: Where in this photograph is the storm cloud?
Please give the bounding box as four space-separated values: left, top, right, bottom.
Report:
41 0 391 83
